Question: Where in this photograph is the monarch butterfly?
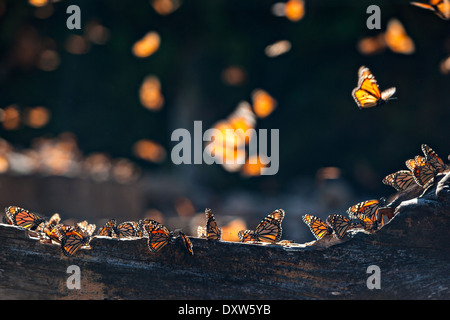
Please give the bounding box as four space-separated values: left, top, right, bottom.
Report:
55 224 91 257
5 206 46 230
204 208 222 241
97 219 116 237
238 209 285 243
145 222 174 253
302 214 333 240
178 230 194 256
384 18 415 55
113 221 139 238
136 218 160 237
410 0 450 20
382 170 416 191
346 198 386 221
326 214 356 239
405 155 436 187
352 66 396 109
421 144 446 173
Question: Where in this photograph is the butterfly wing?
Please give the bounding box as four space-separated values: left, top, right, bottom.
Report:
147 224 172 253
347 199 382 220
422 144 446 173
326 214 351 239
57 225 90 257
238 230 257 242
178 231 194 255
205 208 222 241
382 170 416 191
352 80 380 109
406 156 436 187
253 209 285 243
6 206 45 230
98 219 116 237
114 221 138 238
302 214 332 240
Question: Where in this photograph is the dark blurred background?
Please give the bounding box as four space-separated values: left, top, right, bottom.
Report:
0 0 449 243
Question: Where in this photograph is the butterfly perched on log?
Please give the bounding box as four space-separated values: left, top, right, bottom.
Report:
55 224 91 257
112 221 139 238
346 198 386 231
144 221 174 253
238 209 285 243
302 214 333 240
97 219 117 237
405 156 436 188
178 230 194 256
352 66 396 109
198 208 222 241
5 206 46 230
410 0 450 20
326 214 358 239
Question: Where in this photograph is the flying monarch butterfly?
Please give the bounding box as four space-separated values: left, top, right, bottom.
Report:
352 66 396 109
145 222 174 253
346 198 386 220
178 230 194 256
5 206 46 230
382 170 416 191
302 214 333 240
55 224 91 257
204 208 222 241
384 18 415 55
97 219 116 237
410 0 450 20
238 209 285 243
113 221 139 238
421 144 447 173
405 155 436 187
326 214 356 239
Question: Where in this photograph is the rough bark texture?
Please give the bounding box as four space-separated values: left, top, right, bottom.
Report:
1 172 450 300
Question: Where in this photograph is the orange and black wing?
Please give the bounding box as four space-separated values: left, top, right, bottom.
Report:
302 214 332 240
113 221 138 238
98 219 116 237
205 208 222 241
382 170 416 191
56 225 90 257
253 209 285 243
326 214 352 239
352 66 396 109
406 156 436 187
178 231 194 255
146 224 172 253
238 229 257 242
6 206 46 230
346 199 384 220
411 0 450 20
422 144 446 173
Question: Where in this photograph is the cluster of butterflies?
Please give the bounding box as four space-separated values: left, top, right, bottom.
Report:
382 144 448 191
1 207 193 257
2 143 447 256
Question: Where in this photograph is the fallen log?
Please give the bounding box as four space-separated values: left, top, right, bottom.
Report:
1 172 450 300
